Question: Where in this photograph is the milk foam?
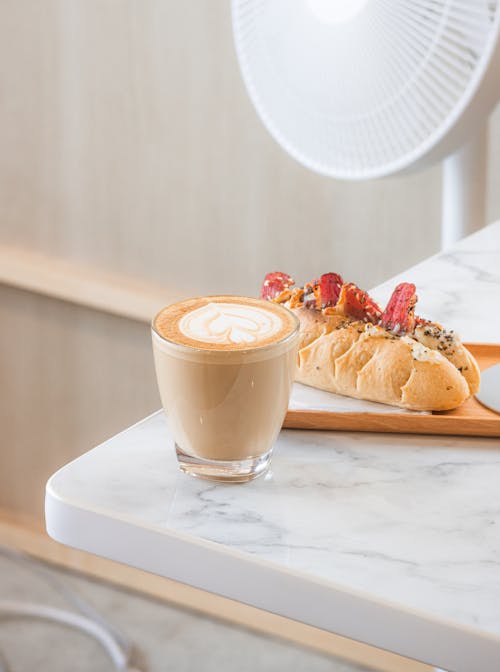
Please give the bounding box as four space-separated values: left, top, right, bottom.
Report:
179 302 283 346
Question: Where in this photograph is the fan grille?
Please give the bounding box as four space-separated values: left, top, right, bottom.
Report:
233 0 500 178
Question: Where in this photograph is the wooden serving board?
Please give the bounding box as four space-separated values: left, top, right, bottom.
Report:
283 344 500 438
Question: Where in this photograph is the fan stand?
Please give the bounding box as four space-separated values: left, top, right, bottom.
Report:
441 127 488 249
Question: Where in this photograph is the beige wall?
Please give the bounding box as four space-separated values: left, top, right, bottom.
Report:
0 1 446 293
0 0 499 522
0 284 158 519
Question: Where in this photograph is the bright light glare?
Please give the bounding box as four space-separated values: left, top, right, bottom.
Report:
307 0 369 25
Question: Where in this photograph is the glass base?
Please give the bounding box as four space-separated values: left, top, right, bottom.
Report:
175 445 272 483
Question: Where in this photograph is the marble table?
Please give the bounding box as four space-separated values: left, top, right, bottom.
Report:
46 223 500 672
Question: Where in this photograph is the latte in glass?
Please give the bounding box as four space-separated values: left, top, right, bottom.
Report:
152 296 299 482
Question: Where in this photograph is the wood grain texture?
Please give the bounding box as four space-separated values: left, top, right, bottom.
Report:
0 285 160 520
285 344 500 437
0 0 442 296
0 510 432 672
0 244 174 322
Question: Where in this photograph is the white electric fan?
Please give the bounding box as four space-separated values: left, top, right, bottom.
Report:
232 0 500 248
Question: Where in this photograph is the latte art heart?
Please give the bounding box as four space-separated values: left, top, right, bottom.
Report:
179 302 283 345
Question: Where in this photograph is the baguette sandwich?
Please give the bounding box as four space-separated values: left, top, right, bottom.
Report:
261 272 480 411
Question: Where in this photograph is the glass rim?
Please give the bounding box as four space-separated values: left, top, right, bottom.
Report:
151 295 300 355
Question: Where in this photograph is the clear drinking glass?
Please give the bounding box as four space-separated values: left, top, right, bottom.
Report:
152 296 299 482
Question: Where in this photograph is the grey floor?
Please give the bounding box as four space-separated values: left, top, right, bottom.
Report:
0 551 374 672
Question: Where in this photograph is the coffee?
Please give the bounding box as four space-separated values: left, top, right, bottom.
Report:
154 295 297 350
152 296 299 481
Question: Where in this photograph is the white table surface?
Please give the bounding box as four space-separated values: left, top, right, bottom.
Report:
46 223 500 672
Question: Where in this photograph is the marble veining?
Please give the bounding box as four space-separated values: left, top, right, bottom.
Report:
53 417 500 635
49 223 500 639
371 223 500 341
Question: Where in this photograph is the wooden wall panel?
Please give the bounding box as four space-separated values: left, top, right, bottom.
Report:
0 284 160 520
0 244 174 321
0 0 442 296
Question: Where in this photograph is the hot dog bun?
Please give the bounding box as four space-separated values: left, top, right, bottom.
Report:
413 322 480 395
262 272 480 411
292 308 470 411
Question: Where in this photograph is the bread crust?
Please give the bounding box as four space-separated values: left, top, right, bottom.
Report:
291 307 472 411
413 323 480 395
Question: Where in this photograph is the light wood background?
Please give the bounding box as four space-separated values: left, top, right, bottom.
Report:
1 2 499 669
